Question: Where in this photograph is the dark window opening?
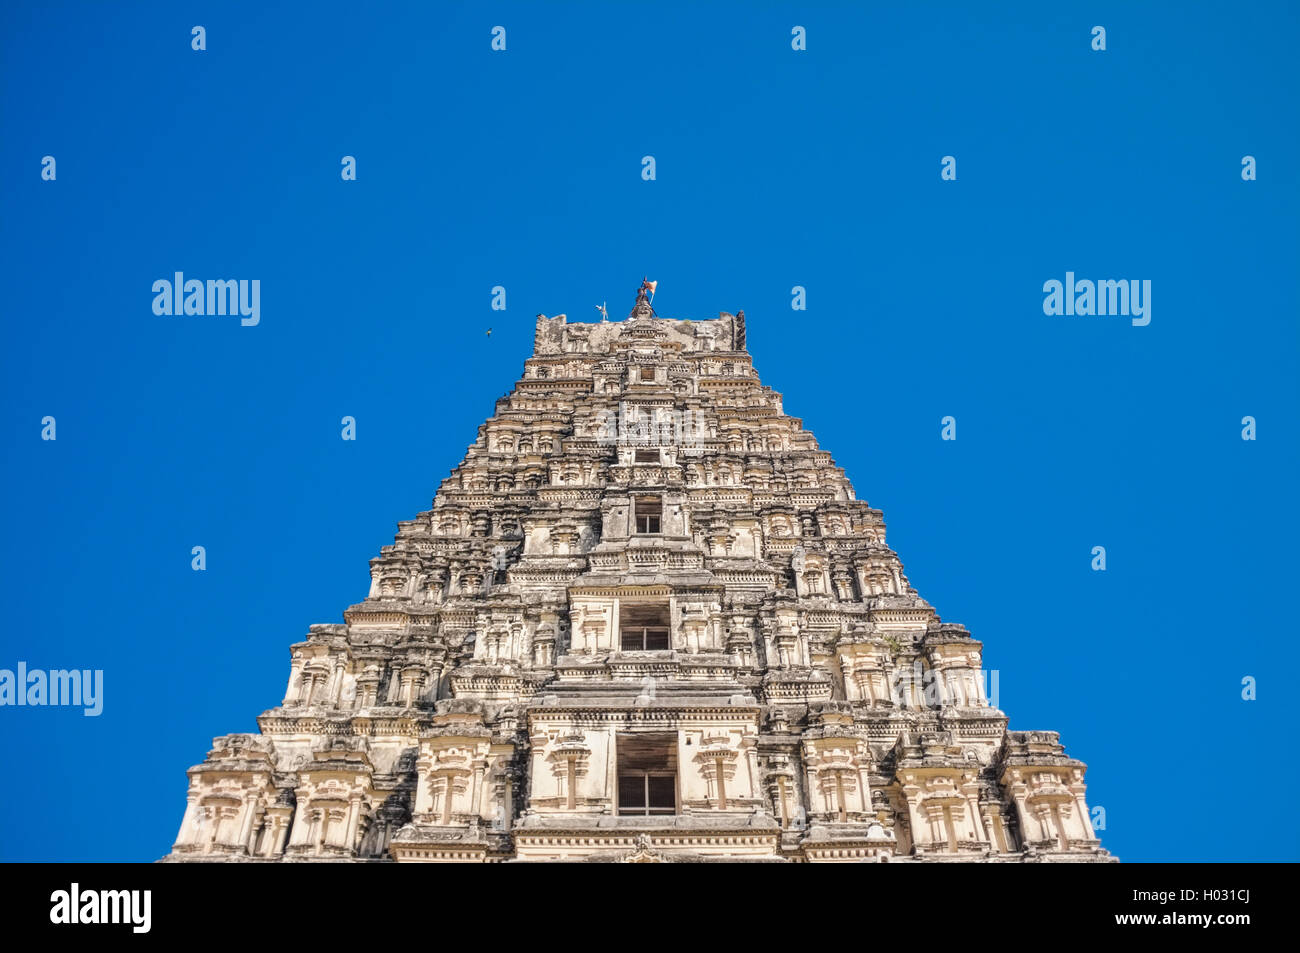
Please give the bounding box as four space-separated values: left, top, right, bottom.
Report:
634 448 659 464
617 734 677 816
640 366 655 381
634 496 661 534
620 603 670 651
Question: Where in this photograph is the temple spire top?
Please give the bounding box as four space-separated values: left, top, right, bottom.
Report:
629 277 658 319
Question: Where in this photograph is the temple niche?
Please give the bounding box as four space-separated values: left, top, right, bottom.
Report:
165 282 1113 863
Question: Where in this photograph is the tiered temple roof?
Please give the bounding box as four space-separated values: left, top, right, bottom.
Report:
167 283 1113 863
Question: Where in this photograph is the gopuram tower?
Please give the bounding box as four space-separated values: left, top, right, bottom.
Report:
167 281 1114 863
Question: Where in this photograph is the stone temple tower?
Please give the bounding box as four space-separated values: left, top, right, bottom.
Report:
167 282 1114 863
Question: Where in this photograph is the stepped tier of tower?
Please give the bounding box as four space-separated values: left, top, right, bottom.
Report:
167 288 1113 863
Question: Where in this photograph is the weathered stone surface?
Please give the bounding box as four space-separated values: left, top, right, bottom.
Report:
165 283 1114 863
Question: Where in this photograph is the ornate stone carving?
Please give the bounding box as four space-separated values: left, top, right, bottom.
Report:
166 282 1112 864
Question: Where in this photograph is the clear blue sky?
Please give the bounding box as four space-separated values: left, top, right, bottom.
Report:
1 2 1296 862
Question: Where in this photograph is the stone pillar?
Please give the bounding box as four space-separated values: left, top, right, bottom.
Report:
263 816 279 857
813 770 829 815
963 785 985 845
902 786 924 853
331 663 346 707
745 744 760 800
611 597 621 652
471 764 485 821
278 812 294 854
1009 787 1032 846
175 794 200 847
439 778 454 825
992 811 1011 852
345 796 362 850
1050 804 1069 850
236 795 257 853
284 661 303 706
840 656 857 700
313 808 327 854
1076 792 1095 841
288 807 309 848
941 805 958 852
206 807 222 851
